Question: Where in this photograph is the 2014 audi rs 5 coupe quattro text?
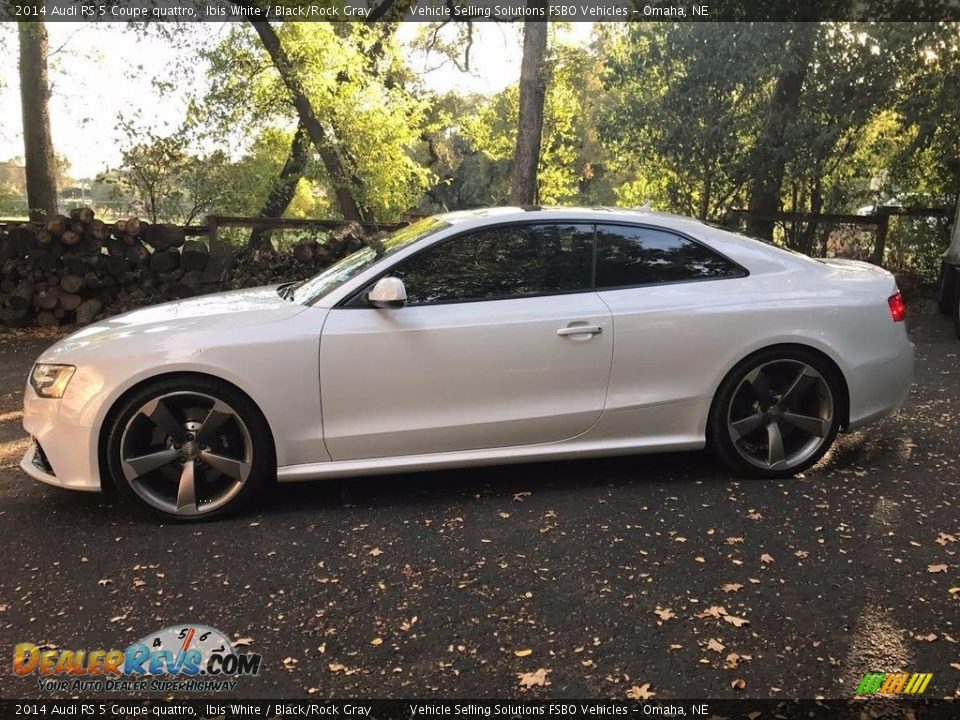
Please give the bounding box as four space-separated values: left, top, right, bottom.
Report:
21 207 914 520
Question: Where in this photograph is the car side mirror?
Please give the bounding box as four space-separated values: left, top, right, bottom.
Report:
367 276 407 308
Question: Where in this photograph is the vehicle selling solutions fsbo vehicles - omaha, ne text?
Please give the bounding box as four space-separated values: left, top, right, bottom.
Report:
22 207 914 520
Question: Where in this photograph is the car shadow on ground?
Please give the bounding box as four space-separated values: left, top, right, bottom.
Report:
265 449 724 516
10 445 728 526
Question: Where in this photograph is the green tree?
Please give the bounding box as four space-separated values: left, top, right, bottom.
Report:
460 32 608 207
603 23 778 219
202 20 432 223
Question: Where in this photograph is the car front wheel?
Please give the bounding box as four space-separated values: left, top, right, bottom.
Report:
709 348 843 478
106 377 274 521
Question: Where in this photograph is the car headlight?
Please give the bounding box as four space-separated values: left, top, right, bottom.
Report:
30 364 76 399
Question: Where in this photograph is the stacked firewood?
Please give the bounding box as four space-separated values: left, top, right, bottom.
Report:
0 210 373 328
224 222 373 290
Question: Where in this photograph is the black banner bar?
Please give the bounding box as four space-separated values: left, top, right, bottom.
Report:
4 0 960 23
2 699 960 719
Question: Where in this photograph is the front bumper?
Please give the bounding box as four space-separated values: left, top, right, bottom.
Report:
21 387 102 492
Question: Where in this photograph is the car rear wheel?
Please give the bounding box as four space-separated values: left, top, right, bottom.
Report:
708 348 843 478
106 377 273 521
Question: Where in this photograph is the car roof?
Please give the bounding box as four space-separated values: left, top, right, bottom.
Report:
434 205 714 235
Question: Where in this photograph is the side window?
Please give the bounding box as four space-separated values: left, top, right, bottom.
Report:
595 225 744 288
389 223 594 305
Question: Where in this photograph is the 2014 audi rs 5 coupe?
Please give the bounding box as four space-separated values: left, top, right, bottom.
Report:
22 207 914 520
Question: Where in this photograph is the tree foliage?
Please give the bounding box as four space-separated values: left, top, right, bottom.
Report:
14 19 957 281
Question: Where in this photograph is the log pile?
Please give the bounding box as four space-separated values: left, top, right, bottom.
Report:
224 222 372 290
0 211 374 328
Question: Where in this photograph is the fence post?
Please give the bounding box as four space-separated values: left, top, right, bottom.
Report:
871 211 890 266
206 215 219 249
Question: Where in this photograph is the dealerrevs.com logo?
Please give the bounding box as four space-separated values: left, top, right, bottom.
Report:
14 624 261 693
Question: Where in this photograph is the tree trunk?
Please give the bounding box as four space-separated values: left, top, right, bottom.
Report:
698 165 712 221
797 177 822 256
236 8 367 222
249 121 310 251
745 24 817 240
509 8 549 207
18 21 58 221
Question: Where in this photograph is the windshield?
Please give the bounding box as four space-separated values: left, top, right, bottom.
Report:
292 216 451 304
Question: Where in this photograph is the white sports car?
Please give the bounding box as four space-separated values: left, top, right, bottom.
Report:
21 207 914 520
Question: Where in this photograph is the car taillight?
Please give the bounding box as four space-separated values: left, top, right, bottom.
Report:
888 292 906 322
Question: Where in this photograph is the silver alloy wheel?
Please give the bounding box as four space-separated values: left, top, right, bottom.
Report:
119 392 252 517
726 359 834 471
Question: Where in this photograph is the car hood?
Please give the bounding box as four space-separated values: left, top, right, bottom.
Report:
39 285 307 362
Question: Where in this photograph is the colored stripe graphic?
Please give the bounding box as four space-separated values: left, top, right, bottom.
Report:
857 673 886 694
857 672 932 695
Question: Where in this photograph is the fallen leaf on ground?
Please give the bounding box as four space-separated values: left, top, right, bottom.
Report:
626 684 654 700
723 615 750 628
233 637 253 647
697 605 728 619
731 678 747 690
707 638 725 653
514 649 533 657
283 657 298 670
928 564 948 573
722 583 744 593
935 533 956 546
97 579 112 586
760 553 774 564
726 537 744 545
400 616 418 631
725 652 741 669
654 607 675 621
370 637 383 646
369 548 383 557
517 668 551 689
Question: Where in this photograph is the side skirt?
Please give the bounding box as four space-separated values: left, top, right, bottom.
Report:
276 436 705 482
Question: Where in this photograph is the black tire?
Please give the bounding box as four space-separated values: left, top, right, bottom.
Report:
937 263 958 315
105 376 274 521
708 347 844 479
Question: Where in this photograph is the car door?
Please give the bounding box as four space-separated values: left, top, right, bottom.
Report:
318 222 613 461
593 223 750 424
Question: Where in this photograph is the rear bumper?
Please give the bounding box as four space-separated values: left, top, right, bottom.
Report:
846 338 914 430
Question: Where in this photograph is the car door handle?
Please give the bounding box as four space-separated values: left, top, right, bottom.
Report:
557 325 603 337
